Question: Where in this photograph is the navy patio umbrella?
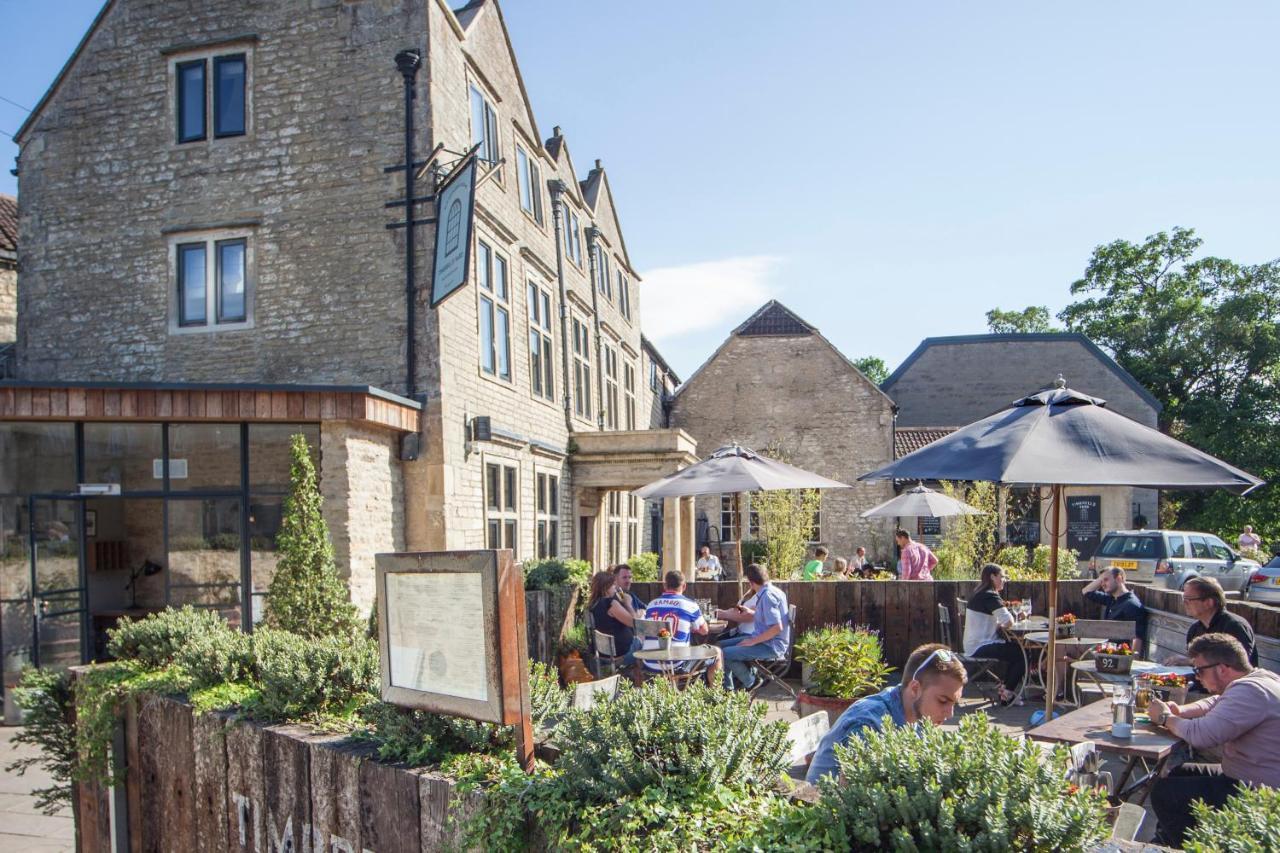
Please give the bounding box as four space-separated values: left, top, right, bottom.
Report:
859 376 1263 716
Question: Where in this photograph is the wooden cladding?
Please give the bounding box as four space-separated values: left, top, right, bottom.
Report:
0 385 419 432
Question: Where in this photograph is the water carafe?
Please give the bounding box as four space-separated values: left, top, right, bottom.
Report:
1111 685 1134 739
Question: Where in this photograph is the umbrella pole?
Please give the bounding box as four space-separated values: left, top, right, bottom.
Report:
1044 484 1062 720
734 491 745 600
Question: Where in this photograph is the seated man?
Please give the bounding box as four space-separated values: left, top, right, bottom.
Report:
1082 567 1147 651
611 564 646 612
717 563 790 690
806 642 967 783
695 545 723 581
1165 577 1258 667
642 570 721 684
1148 633 1280 847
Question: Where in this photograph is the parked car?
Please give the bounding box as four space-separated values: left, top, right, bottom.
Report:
1088 529 1260 593
1245 553 1280 605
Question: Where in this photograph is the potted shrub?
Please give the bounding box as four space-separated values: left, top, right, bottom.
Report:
793 626 893 724
1092 642 1134 675
1144 672 1188 705
1055 613 1077 638
556 624 592 684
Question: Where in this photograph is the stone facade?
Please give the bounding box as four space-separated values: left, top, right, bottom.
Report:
0 194 15 347
11 0 680 585
670 302 898 569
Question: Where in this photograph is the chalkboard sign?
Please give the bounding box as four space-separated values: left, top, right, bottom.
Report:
918 516 942 537
1066 496 1102 558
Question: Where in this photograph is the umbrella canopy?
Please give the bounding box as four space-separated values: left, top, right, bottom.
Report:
860 382 1263 494
860 483 986 519
634 443 851 499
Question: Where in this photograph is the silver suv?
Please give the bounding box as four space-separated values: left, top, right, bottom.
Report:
1088 529 1260 592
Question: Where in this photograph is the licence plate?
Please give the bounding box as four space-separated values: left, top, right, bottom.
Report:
1110 560 1138 570
1272 577 1280 586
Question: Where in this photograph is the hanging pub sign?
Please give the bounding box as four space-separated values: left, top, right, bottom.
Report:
1066 495 1102 559
376 549 534 770
430 157 478 307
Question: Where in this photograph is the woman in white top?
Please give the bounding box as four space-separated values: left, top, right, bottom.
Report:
963 563 1024 705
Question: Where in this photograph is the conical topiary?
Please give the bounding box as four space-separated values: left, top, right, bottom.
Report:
263 434 360 639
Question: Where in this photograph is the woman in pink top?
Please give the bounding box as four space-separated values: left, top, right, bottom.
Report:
1149 632 1280 846
895 529 937 581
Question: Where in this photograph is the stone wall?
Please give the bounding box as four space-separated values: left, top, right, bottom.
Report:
320 421 405 615
670 331 897 568
0 265 14 344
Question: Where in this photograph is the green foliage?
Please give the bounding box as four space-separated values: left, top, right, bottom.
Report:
740 538 769 565
753 485 822 579
806 713 1107 851
1185 784 1280 852
933 481 999 580
852 355 889 385
6 668 77 815
523 557 592 595
995 544 1029 572
189 681 259 715
107 605 234 669
247 627 378 722
794 626 893 699
263 433 360 640
528 661 570 727
556 622 588 657
172 624 253 689
987 305 1055 334
1058 227 1280 545
625 551 660 582
1029 543 1081 579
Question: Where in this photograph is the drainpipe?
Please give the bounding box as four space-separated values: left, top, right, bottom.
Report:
394 49 422 398
584 226 606 430
547 178 574 432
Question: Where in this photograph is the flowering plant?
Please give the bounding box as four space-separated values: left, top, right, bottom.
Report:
1006 598 1024 609
1147 673 1187 688
1095 642 1134 656
1056 613 1077 625
657 628 671 639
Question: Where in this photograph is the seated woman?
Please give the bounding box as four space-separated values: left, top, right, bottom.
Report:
587 571 638 670
963 563 1025 706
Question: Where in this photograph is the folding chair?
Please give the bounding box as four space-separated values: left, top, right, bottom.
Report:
593 630 628 676
942 602 1003 704
785 710 831 780
572 675 620 710
748 605 798 699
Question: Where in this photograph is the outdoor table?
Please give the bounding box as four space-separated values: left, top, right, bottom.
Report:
1027 692 1180 802
1070 661 1195 706
691 620 730 645
1022 633 1107 705
634 645 719 685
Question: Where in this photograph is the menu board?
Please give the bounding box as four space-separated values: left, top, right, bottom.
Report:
1066 496 1102 558
385 571 488 702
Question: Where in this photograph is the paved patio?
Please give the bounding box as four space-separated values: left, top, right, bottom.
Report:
0 726 75 852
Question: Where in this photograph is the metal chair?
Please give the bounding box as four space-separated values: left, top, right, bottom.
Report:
747 605 798 699
942 602 1003 704
593 630 628 676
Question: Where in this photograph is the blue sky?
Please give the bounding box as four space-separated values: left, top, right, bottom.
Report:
3 1 1278 379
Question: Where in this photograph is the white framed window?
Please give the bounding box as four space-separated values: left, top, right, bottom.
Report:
720 494 738 542
469 83 500 169
623 361 637 430
477 240 511 381
618 270 631 320
627 494 640 559
171 46 251 145
564 208 583 267
527 280 554 401
485 458 519 554
572 316 592 420
607 491 622 566
168 230 253 334
516 146 544 225
596 247 612 300
603 343 619 429
535 471 559 559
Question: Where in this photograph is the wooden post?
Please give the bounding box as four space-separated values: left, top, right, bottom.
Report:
497 551 535 773
1045 484 1062 720
734 491 745 599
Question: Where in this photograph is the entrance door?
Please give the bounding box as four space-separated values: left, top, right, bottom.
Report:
28 497 87 669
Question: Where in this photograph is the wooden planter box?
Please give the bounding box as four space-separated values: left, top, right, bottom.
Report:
1055 624 1076 639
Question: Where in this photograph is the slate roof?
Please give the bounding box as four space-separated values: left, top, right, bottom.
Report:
0 194 16 261
895 427 958 459
733 300 814 337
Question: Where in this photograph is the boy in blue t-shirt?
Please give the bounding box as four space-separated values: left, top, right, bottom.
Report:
642 570 722 683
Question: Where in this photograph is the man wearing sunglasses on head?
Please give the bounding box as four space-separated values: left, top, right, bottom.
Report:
805 643 967 783
1148 633 1280 847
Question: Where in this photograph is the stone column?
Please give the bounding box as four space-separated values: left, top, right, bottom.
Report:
662 496 682 572
680 496 696 573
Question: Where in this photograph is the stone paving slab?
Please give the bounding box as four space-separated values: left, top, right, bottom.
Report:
0 726 75 852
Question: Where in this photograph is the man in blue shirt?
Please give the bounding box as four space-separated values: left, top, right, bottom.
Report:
717 563 790 690
1083 567 1147 652
805 642 968 783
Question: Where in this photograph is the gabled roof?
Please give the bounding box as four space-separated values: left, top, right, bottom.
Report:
578 160 636 274
0 195 16 259
895 427 958 459
641 335 680 385
881 332 1163 412
14 0 117 143
453 0 485 30
733 300 814 337
450 0 544 156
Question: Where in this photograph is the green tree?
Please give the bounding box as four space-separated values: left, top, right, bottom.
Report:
754 487 822 579
1058 227 1280 544
852 356 888 385
932 481 999 580
986 305 1054 334
264 434 361 639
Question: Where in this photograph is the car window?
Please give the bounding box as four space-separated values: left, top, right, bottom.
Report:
1205 536 1233 561
1166 536 1187 558
1189 536 1214 559
1267 554 1280 569
1096 535 1161 559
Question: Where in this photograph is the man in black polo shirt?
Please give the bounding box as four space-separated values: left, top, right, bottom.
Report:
1082 567 1147 652
1173 577 1258 667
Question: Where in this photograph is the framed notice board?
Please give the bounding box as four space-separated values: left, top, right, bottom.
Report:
1066 495 1102 559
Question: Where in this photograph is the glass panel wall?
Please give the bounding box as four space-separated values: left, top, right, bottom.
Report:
169 424 241 492
248 424 319 493
168 497 242 625
84 424 163 492
0 423 76 495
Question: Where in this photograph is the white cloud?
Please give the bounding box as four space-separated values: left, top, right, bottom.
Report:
640 255 783 341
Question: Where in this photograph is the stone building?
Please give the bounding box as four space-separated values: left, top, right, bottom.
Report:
0 194 15 364
882 333 1163 560
669 301 898 571
1 0 699 700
